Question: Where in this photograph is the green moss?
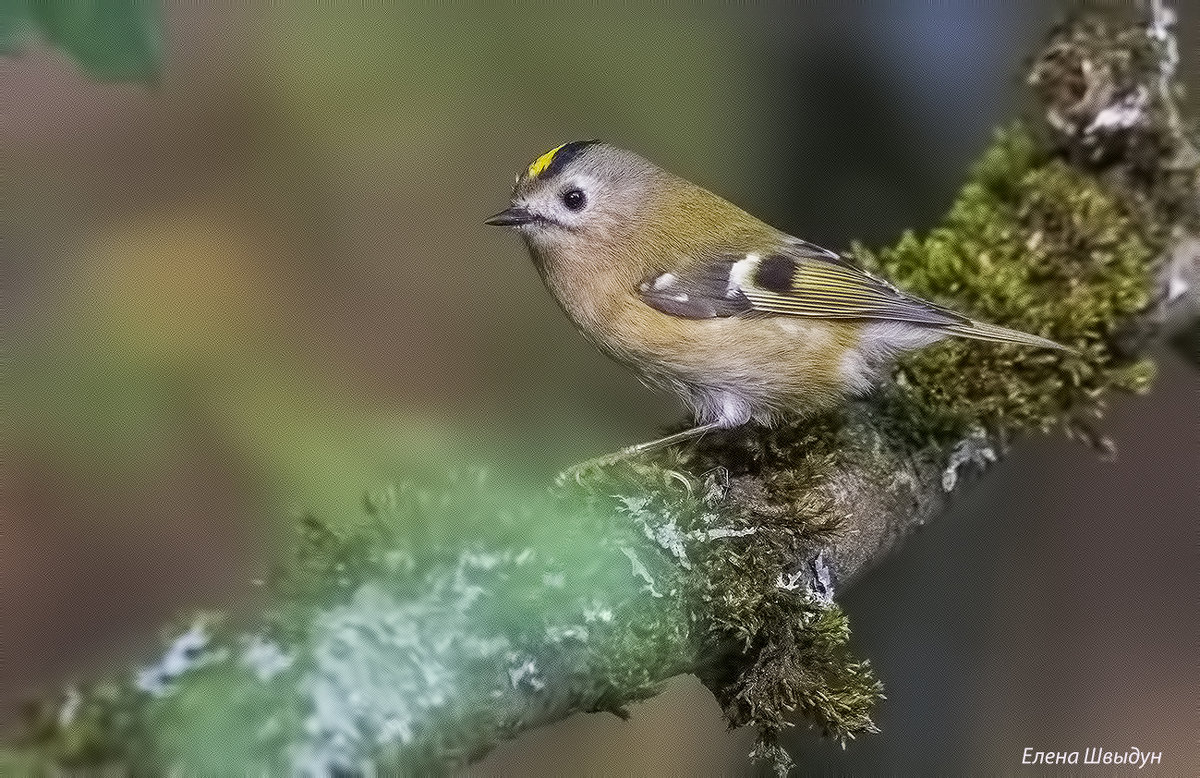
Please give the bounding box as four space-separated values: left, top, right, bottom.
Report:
856 122 1160 441
587 443 881 773
16 682 143 771
688 467 880 767
725 600 881 738
654 118 1172 770
1028 12 1181 173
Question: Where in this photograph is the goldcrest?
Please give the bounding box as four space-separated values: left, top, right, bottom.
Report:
487 141 1067 450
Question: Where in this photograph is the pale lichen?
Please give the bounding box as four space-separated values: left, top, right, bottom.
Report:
942 426 999 492
776 570 804 592
292 582 512 774
56 688 81 728
691 526 758 541
582 600 615 623
506 657 545 692
808 552 834 605
239 635 296 683
619 546 663 598
135 620 228 698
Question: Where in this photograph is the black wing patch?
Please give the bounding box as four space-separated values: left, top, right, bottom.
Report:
639 244 968 327
638 257 753 319
753 254 796 294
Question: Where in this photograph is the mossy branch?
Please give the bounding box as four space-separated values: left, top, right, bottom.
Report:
4 6 1197 775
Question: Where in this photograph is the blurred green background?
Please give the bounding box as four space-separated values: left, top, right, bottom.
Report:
4 2 1197 773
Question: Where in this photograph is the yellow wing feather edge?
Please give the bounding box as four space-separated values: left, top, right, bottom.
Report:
743 253 1075 351
942 320 1076 351
744 258 966 327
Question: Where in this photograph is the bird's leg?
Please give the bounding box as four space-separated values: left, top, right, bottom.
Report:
556 422 724 486
618 421 725 457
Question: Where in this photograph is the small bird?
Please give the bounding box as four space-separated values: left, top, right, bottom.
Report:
487 140 1068 457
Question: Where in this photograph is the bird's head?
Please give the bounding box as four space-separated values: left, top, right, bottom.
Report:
487 140 778 285
486 141 677 261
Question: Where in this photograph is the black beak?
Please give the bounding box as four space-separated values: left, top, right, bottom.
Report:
485 206 540 227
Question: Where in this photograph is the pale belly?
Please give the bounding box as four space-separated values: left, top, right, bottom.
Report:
580 297 868 427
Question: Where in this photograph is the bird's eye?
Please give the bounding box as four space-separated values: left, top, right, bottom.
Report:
561 188 587 211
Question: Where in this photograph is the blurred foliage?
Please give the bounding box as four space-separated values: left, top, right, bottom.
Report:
11 210 499 526
1 0 160 81
255 5 744 177
5 466 702 774
7 198 882 774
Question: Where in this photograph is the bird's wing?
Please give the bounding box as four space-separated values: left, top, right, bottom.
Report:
638 240 967 327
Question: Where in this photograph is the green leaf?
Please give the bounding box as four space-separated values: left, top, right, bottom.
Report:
1 0 161 82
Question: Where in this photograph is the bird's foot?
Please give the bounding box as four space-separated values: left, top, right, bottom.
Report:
553 422 725 488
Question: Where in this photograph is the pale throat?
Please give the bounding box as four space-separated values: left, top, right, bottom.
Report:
525 233 643 331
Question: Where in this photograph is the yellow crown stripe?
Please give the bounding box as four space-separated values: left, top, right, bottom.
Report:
528 143 568 178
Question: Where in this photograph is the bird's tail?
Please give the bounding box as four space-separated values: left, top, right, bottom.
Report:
944 320 1077 353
